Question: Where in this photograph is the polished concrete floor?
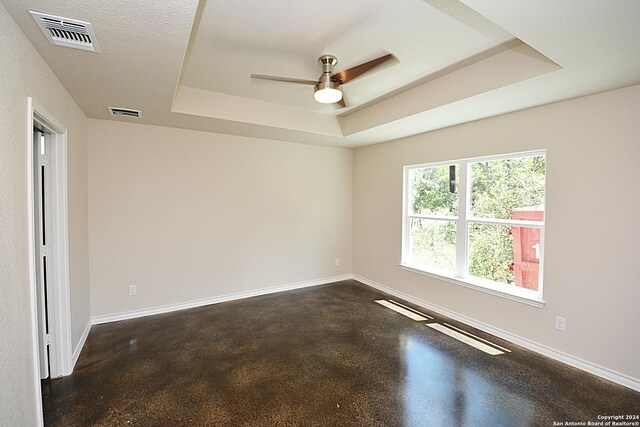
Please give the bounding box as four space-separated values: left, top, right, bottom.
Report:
43 280 639 426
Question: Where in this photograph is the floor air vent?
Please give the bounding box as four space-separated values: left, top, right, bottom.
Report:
30 11 100 53
108 107 142 118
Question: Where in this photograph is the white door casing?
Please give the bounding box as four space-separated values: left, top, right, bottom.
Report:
27 97 73 427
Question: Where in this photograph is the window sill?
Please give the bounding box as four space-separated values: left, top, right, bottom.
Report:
398 263 545 308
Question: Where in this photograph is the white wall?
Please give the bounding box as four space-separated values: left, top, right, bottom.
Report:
353 84 640 382
0 3 90 426
88 119 353 317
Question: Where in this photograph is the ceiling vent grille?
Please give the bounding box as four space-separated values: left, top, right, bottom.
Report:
30 11 100 53
107 107 143 118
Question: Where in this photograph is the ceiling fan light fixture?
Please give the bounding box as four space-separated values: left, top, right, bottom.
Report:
314 81 342 104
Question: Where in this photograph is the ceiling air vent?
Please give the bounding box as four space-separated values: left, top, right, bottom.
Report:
30 11 100 53
107 107 143 118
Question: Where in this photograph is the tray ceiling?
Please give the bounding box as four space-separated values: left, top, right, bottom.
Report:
3 0 640 147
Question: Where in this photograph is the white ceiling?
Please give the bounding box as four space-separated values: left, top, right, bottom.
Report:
3 0 640 148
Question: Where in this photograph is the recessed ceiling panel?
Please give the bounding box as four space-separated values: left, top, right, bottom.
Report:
179 0 515 112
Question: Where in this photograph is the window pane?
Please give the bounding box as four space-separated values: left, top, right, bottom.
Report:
469 155 545 220
468 223 541 291
410 165 458 216
409 218 456 273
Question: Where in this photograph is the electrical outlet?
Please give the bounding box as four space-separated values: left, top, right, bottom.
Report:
128 284 137 296
555 316 566 332
335 258 340 266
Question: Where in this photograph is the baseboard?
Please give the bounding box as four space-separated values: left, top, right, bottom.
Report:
353 274 640 392
91 274 352 325
72 319 92 370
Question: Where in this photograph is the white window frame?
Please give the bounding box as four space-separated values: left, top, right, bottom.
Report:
400 150 546 307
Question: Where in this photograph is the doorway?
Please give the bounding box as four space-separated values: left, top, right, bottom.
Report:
28 98 73 425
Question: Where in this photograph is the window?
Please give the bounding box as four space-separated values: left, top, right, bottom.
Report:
402 151 546 303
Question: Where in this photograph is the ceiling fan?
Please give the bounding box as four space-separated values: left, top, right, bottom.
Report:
251 53 396 107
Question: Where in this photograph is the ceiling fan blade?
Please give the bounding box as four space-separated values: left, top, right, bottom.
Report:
251 74 318 85
334 97 346 108
331 53 395 84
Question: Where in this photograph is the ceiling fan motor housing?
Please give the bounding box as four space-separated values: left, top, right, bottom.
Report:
316 55 341 88
319 55 338 75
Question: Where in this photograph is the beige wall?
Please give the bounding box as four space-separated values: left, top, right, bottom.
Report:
353 84 640 381
0 3 90 426
88 119 353 317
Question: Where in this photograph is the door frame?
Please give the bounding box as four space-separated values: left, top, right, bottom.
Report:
27 98 73 425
